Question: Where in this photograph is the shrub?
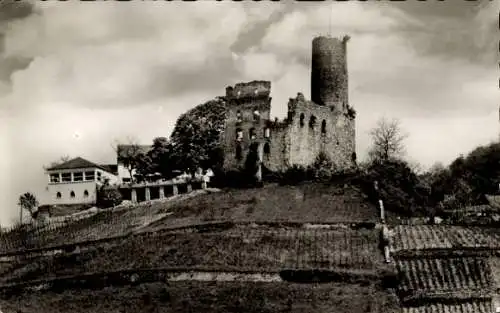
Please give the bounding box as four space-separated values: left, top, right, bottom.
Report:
96 186 123 209
355 159 434 217
211 170 254 189
278 165 309 186
308 152 335 181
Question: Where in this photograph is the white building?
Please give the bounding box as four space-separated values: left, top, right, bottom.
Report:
45 157 119 205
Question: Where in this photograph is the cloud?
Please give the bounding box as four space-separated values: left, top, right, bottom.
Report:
1 1 287 110
0 2 497 226
0 0 34 89
384 1 498 65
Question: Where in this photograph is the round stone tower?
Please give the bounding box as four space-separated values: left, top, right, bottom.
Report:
310 35 349 111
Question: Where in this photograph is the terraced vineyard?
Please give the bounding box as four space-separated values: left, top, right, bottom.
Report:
402 300 494 313
390 225 500 252
396 257 493 295
0 281 401 313
0 191 207 254
0 227 383 284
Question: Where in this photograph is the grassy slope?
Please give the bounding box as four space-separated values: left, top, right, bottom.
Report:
146 183 379 231
0 281 400 313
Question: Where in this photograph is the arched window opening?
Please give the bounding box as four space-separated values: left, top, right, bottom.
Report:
236 128 243 141
253 110 260 122
70 191 75 198
299 113 305 127
264 143 271 155
235 144 243 160
249 128 256 140
56 192 61 199
264 128 270 138
309 116 317 129
83 190 89 197
321 120 327 134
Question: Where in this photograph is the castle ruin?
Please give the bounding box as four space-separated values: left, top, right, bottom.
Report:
222 35 356 177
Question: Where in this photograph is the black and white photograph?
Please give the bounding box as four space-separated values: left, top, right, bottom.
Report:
0 0 498 312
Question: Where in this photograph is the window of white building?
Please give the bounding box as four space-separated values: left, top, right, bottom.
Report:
50 174 60 183
61 173 71 182
73 172 83 182
85 171 95 181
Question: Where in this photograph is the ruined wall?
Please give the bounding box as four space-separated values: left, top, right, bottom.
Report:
222 81 272 172
287 94 355 171
221 35 355 175
262 121 290 172
311 36 349 112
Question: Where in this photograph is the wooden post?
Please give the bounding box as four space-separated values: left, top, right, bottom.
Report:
159 186 165 199
172 184 178 196
374 181 385 223
379 200 385 223
145 187 151 201
131 189 137 203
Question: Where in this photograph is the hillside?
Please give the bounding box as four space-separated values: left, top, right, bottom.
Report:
3 181 499 312
0 183 380 255
0 182 402 312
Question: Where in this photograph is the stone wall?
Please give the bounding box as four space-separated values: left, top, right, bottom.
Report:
287 94 355 171
226 80 271 99
262 122 290 172
222 81 272 172
222 87 355 174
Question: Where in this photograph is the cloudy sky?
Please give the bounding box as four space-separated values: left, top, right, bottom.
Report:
0 0 497 226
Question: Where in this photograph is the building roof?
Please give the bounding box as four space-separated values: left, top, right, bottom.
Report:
100 164 118 175
46 157 117 175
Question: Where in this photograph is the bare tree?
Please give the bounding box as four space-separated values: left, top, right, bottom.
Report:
368 117 408 162
408 161 424 176
428 162 445 174
112 137 148 183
